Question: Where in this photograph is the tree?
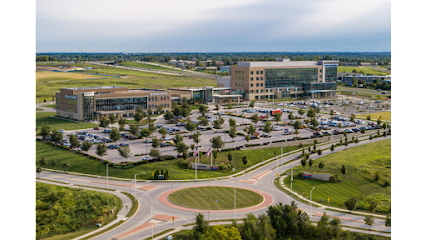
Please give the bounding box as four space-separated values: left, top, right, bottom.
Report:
341 165 346 174
308 159 313 168
156 104 163 114
164 111 174 121
95 143 108 159
330 109 334 118
273 112 282 124
149 148 161 160
344 196 358 212
229 126 237 142
350 113 355 122
51 129 63 144
263 121 273 136
40 123 51 141
245 134 250 143
118 145 132 162
228 118 236 127
368 200 378 213
337 123 342 129
192 131 201 147
51 158 57 170
214 103 220 111
212 136 225 152
129 123 139 136
366 115 371 120
203 225 242 240
213 118 223 129
193 213 209 234
139 127 151 141
247 124 256 136
242 156 248 165
288 112 295 120
99 116 110 130
172 133 184 145
251 113 260 127
109 127 121 143
319 161 324 169
292 120 302 136
199 117 209 127
377 116 382 125
158 127 167 139
198 104 208 116
298 109 305 117
176 142 189 157
385 216 391 227
364 215 375 230
227 151 234 163
185 121 196 135
118 117 126 132
317 149 322 155
39 156 48 169
307 109 316 118
69 135 80 149
152 137 160 148
61 161 71 172
369 135 373 142
330 144 335 152
249 100 256 108
81 141 93 153
109 114 117 124
329 217 342 237
301 158 307 167
213 150 218 163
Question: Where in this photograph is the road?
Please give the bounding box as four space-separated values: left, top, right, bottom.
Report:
38 134 391 239
338 86 391 96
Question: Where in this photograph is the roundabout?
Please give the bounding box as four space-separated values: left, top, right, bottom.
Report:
158 185 274 213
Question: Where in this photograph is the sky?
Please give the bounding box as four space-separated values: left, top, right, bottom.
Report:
36 0 391 53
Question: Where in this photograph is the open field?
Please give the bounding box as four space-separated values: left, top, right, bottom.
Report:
36 63 216 100
358 111 391 122
119 61 181 72
168 186 263 210
337 67 388 76
36 112 98 132
283 139 391 213
36 141 300 180
36 70 114 83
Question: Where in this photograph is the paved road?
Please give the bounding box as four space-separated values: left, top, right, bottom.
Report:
338 87 391 96
39 134 391 239
36 101 56 113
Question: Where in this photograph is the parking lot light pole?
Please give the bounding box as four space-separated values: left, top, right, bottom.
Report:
106 161 114 190
135 172 143 197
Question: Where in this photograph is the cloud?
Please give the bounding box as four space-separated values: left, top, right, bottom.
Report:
36 0 391 52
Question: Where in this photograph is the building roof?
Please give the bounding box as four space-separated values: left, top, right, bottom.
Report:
237 60 339 67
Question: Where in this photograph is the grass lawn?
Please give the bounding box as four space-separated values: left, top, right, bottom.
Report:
337 67 388 76
357 112 391 122
43 104 56 108
283 139 391 213
36 70 114 83
36 141 300 180
168 186 263 210
36 63 216 100
36 108 45 111
36 112 98 132
119 62 180 72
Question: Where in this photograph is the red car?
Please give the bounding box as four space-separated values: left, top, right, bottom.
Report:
260 115 266 119
94 127 100 130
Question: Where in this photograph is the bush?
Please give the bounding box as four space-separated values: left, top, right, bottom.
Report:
384 180 390 187
222 148 236 152
177 159 190 169
374 172 380 181
163 156 175 160
89 156 97 159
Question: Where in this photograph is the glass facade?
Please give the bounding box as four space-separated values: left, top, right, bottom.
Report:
305 82 337 93
324 65 337 82
265 68 318 88
95 97 147 112
83 96 95 120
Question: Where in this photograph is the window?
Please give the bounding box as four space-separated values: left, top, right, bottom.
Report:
250 84 253 87
261 83 263 86
235 71 238 74
320 75 322 79
239 71 241 74
236 83 237 86
242 71 244 74
261 71 263 74
261 77 263 80
260 90 263 93
250 71 253 75
256 83 259 87
320 69 323 73
250 78 253 81
242 77 244 80
256 71 259 74
250 90 253 93
242 83 244 87
256 77 259 81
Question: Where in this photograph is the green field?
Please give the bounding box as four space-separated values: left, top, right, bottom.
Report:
36 63 216 100
43 104 56 108
36 141 300 180
358 112 391 122
36 112 98 132
283 139 391 213
36 108 45 111
36 182 122 240
337 67 388 76
168 186 263 210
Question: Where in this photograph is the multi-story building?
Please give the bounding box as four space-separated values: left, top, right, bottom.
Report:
230 60 338 100
55 86 172 121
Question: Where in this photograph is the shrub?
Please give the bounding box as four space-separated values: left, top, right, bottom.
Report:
374 172 380 181
384 180 390 187
163 156 175 160
177 159 190 169
90 156 97 159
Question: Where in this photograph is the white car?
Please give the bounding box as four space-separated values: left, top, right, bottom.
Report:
59 129 65 133
93 139 103 144
142 156 154 161
62 142 71 147
161 137 172 141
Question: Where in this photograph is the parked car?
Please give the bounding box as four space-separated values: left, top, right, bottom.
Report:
108 145 117 149
103 138 113 143
94 127 100 130
59 129 65 133
103 129 111 133
344 129 354 133
322 131 331 135
119 143 129 147
260 134 271 138
161 137 172 141
382 92 387 94
352 128 360 132
142 156 154 161
333 129 342 134
93 139 103 144
145 139 153 143
160 142 171 147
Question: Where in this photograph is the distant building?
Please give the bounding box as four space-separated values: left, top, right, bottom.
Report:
340 62 358 67
342 75 391 83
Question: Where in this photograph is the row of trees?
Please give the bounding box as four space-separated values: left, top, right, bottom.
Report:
180 201 385 240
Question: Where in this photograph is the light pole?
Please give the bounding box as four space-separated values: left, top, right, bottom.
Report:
135 172 144 197
234 185 236 220
310 187 315 218
291 168 293 193
151 204 153 239
106 161 114 190
281 146 283 166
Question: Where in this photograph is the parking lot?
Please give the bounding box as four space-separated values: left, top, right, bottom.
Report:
56 102 385 163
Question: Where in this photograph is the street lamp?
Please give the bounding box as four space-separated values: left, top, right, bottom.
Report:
310 187 315 218
106 161 114 190
134 172 144 197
